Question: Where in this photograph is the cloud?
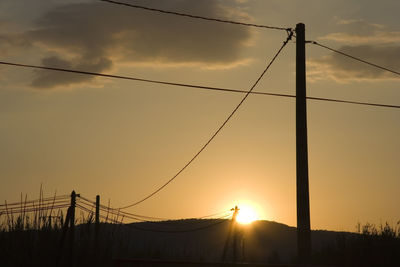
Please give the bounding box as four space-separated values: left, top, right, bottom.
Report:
309 20 400 82
321 19 400 45
1 0 253 89
308 45 400 82
31 56 112 89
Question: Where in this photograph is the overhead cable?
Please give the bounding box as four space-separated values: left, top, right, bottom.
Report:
0 60 289 96
0 200 71 212
307 96 400 109
118 30 294 209
124 217 231 233
1 60 399 109
77 195 169 220
309 41 400 77
77 195 232 222
100 0 290 31
1 204 70 215
76 204 122 224
197 210 233 219
0 195 70 207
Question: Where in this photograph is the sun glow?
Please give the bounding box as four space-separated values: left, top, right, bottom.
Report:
235 205 259 224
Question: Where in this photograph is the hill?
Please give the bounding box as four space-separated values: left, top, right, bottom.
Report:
98 219 357 263
1 218 399 266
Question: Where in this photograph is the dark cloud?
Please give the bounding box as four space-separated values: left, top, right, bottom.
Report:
321 19 400 45
0 33 32 54
310 45 400 82
335 19 383 37
310 20 400 82
31 56 112 88
4 0 253 89
330 45 399 77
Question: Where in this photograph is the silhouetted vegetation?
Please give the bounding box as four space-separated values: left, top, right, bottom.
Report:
1 209 230 267
1 209 399 267
311 222 400 267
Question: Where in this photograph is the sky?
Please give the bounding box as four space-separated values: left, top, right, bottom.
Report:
1 0 399 232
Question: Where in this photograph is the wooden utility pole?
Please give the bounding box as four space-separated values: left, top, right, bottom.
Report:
221 206 240 263
296 23 311 263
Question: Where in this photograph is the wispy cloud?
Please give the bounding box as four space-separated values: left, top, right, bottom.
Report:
31 56 112 89
309 19 400 82
321 19 400 45
308 45 400 83
1 0 253 89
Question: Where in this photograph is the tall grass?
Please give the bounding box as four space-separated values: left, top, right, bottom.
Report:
2 192 399 267
312 222 400 267
0 191 155 267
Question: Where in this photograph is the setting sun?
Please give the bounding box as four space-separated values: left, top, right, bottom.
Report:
235 205 259 224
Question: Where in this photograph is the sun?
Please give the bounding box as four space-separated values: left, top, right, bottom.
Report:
235 205 259 224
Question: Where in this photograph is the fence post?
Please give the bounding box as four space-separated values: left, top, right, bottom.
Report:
95 195 100 236
56 190 76 267
56 206 71 266
95 195 100 254
69 190 76 267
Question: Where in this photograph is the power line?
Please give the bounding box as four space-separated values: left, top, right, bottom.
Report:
0 200 71 212
76 204 122 224
100 0 290 31
76 203 232 228
309 41 400 77
121 212 232 225
2 60 399 109
0 60 294 97
78 200 155 223
77 195 232 222
197 210 233 219
117 210 232 224
0 194 70 207
1 204 70 215
124 217 231 233
0 60 244 91
118 31 294 209
307 96 400 109
77 195 169 220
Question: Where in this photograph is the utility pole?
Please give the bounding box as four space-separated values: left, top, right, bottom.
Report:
296 23 311 263
221 206 240 263
231 206 240 262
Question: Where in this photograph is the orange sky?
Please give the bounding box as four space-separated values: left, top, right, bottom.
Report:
1 0 399 232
